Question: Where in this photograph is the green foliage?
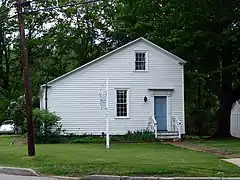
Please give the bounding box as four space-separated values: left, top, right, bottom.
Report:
69 130 155 144
1 0 240 138
6 95 40 130
110 0 240 136
0 98 9 123
193 139 240 154
185 72 219 136
69 136 105 144
7 96 26 128
112 130 155 142
30 108 62 143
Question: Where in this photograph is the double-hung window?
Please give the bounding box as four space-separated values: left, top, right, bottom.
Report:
116 89 128 117
135 52 147 71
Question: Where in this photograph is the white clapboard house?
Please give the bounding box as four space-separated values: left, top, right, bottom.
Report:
39 37 186 140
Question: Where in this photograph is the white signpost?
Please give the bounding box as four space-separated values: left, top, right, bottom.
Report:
99 78 109 149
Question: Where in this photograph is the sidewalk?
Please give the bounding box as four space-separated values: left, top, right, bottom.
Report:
1 166 240 180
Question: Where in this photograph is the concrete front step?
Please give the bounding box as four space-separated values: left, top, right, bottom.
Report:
157 135 179 139
156 131 180 140
157 131 178 136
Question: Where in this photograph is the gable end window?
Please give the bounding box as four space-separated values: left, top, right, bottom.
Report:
116 89 128 117
135 52 147 71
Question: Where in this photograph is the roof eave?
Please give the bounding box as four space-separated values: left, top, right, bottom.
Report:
179 60 187 65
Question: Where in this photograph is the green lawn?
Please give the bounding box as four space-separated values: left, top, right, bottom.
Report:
0 136 240 177
192 139 240 154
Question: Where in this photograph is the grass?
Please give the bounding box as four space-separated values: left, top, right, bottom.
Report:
0 136 240 177
192 139 240 154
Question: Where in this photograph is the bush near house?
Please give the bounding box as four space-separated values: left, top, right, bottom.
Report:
6 95 62 143
6 95 40 130
30 108 63 143
69 130 155 144
7 95 26 129
69 136 106 144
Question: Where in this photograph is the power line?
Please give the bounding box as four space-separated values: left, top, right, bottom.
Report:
22 0 101 14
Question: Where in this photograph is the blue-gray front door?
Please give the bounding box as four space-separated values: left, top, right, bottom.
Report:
154 96 167 131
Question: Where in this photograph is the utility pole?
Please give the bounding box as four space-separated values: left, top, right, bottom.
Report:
13 0 100 157
16 0 35 156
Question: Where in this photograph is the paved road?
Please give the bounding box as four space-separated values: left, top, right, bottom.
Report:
0 174 58 180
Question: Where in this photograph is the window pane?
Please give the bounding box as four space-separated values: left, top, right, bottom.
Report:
116 90 128 117
135 62 146 70
140 62 145 70
135 53 138 60
135 52 146 70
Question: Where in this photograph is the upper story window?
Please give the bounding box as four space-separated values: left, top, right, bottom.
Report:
135 52 148 71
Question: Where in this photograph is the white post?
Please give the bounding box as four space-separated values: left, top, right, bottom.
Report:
106 78 110 149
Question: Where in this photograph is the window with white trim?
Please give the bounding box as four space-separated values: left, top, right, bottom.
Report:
135 52 147 71
116 89 128 117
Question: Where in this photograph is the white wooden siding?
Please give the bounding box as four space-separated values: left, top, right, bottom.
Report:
40 40 185 135
231 102 240 138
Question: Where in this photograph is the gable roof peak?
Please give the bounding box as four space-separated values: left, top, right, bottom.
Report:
41 37 186 87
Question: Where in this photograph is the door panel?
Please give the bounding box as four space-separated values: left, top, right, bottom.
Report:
154 96 167 131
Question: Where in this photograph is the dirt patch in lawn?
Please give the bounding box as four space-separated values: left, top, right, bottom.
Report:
166 141 240 158
10 136 27 145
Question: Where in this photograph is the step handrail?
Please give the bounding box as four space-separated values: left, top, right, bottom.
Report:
172 115 181 139
147 116 157 138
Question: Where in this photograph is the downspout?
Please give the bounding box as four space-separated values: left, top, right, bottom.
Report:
45 81 48 111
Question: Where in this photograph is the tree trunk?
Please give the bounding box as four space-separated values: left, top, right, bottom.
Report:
215 98 232 138
196 77 204 136
214 46 233 138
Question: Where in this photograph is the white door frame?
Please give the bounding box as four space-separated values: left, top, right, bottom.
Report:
151 93 171 131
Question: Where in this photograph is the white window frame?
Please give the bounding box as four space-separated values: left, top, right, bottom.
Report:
134 51 148 71
115 88 130 119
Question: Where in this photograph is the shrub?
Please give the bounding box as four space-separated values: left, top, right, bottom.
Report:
69 130 155 144
69 136 105 144
24 108 63 143
7 95 40 132
123 130 155 141
0 98 9 124
7 95 26 129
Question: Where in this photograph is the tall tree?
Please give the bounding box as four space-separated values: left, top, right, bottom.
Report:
0 0 11 98
109 0 240 137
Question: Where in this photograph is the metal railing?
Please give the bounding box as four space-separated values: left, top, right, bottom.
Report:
172 115 181 139
147 116 157 138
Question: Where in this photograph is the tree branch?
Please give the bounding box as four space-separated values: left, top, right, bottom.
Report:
231 85 240 104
